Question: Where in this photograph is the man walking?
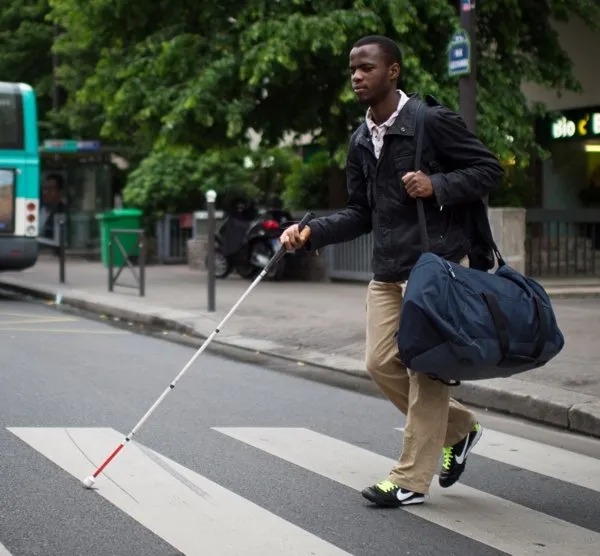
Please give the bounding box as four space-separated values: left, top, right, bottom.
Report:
280 35 503 507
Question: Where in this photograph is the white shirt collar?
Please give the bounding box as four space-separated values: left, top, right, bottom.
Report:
365 89 409 133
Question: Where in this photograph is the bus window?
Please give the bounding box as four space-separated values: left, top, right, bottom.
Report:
0 169 14 232
0 88 24 150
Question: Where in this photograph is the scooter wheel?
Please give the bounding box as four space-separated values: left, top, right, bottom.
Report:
249 241 286 281
205 249 232 278
235 263 257 279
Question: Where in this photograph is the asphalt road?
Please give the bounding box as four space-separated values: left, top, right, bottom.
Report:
1 295 599 556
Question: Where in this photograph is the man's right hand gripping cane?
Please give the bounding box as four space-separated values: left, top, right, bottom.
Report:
280 223 311 251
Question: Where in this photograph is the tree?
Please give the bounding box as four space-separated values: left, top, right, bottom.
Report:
43 0 600 210
0 0 56 135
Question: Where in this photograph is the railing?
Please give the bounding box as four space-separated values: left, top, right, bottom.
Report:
526 209 600 277
108 229 146 296
155 213 194 264
325 234 373 281
322 209 600 280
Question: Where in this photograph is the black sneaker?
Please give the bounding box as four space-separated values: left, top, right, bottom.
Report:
439 422 483 488
361 480 425 507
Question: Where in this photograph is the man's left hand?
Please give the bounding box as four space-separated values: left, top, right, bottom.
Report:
402 171 434 198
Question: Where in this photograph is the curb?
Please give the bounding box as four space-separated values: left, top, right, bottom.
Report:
2 279 599 439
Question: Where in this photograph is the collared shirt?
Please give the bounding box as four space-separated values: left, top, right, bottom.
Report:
365 89 409 159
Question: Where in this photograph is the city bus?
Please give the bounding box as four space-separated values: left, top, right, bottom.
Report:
0 81 40 270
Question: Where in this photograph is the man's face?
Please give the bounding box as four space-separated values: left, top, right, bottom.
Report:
42 179 60 205
349 44 399 105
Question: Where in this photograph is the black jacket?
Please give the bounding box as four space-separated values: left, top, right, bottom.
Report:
308 94 504 282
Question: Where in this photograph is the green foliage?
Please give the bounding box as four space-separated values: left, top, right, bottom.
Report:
489 163 537 207
0 0 55 134
283 151 333 209
122 144 300 218
1 0 599 210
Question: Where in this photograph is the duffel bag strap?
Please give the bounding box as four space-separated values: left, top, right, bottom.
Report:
531 296 548 361
481 293 510 359
483 292 548 364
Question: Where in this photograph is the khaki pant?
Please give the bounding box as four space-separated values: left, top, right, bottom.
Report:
366 280 476 494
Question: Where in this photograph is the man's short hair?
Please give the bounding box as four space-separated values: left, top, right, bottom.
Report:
352 35 403 68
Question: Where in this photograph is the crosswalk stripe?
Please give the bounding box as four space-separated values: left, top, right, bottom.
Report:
215 427 600 556
8 427 349 556
394 427 600 492
0 542 13 556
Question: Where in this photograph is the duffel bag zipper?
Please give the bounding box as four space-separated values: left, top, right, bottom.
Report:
434 256 456 279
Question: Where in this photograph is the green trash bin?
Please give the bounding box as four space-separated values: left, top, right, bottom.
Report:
97 208 143 268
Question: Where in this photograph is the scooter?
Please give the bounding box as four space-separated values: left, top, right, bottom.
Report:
208 207 294 280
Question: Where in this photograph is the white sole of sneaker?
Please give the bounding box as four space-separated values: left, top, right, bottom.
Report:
399 498 425 506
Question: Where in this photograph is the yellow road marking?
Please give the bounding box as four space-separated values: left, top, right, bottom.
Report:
0 312 45 317
0 327 126 334
0 317 79 325
0 312 76 319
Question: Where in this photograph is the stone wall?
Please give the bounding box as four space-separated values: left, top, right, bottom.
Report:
488 208 526 274
187 238 207 270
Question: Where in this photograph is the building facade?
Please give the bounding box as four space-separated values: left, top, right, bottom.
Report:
522 17 600 210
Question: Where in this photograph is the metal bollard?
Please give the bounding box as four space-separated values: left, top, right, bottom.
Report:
108 236 113 292
139 233 146 297
206 189 217 312
58 216 66 284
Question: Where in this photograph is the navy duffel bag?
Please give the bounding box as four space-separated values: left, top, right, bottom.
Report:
397 251 565 382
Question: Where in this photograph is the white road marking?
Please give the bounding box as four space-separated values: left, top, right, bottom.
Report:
0 542 13 555
215 427 600 556
8 427 348 556
395 426 600 492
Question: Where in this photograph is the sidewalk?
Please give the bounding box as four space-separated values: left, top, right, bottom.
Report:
1 254 600 438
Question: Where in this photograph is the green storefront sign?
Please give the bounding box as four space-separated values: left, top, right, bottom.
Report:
548 108 600 141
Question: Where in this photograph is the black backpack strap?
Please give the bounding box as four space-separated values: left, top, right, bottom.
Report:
416 97 504 269
414 102 429 253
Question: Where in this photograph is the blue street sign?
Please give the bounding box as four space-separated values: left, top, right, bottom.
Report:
448 31 471 77
42 139 101 152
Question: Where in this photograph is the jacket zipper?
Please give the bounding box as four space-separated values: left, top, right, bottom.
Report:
372 140 386 207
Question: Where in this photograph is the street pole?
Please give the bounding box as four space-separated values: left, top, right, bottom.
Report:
58 216 66 284
459 0 477 134
206 190 217 312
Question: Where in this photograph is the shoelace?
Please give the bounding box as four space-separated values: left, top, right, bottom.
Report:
376 480 398 493
442 446 454 470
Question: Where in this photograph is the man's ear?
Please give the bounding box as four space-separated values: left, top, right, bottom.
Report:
389 62 400 83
